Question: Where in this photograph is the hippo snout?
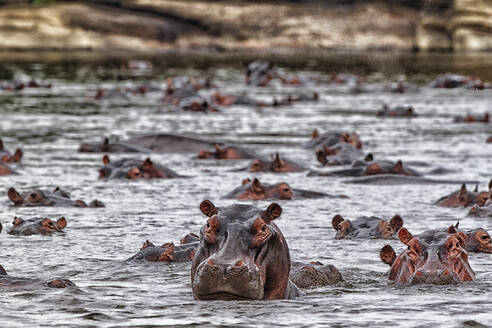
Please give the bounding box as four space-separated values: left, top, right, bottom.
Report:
192 257 264 300
410 268 459 285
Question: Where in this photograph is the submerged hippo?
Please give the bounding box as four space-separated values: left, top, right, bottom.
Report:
8 217 67 236
210 92 267 107
290 261 343 288
191 200 301 300
0 264 74 289
163 79 198 104
197 144 258 160
246 61 276 87
0 162 16 176
247 153 305 173
435 183 490 208
99 155 182 180
309 159 420 177
380 228 475 284
332 214 403 239
8 187 104 207
224 178 346 200
376 105 417 118
303 129 362 150
454 112 489 123
126 240 197 263
447 223 492 254
316 143 372 166
0 138 23 163
79 133 219 153
428 74 487 89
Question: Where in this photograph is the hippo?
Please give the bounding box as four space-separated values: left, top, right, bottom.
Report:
172 96 219 113
468 203 492 217
290 261 343 288
454 113 489 123
162 79 198 104
8 216 67 236
384 81 418 94
427 74 487 89
93 88 129 101
8 187 104 207
99 155 182 180
79 138 150 153
303 129 362 150
0 79 52 91
435 183 490 208
376 105 417 118
487 136 492 143
0 264 74 289
191 200 301 300
0 162 17 176
379 228 475 284
245 61 276 87
309 159 420 178
197 144 258 160
316 143 372 166
447 223 492 254
331 214 403 239
80 133 220 153
126 240 197 263
247 153 305 173
210 92 267 107
0 138 23 163
224 178 347 200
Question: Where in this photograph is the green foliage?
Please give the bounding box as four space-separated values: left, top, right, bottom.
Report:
32 0 58 6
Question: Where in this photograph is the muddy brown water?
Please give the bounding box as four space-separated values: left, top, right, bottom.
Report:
0 52 491 327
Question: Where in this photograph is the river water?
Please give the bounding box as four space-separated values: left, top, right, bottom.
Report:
0 52 491 327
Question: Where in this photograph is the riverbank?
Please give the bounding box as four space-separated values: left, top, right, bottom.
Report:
0 0 491 52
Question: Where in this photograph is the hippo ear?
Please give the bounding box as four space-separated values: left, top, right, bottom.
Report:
103 138 109 146
140 240 155 250
489 179 492 190
380 245 396 266
8 188 22 204
214 144 224 153
447 224 458 234
398 227 413 245
143 157 153 168
265 203 282 222
13 217 24 226
13 149 22 161
474 184 478 192
200 200 217 217
311 129 319 139
364 153 373 162
390 215 403 231
454 232 468 244
459 183 467 195
56 217 67 230
251 178 263 193
102 154 110 165
242 178 251 185
332 215 344 230
316 149 327 166
0 138 3 151
392 160 404 173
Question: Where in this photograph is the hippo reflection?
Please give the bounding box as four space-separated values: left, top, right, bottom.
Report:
8 216 67 236
8 187 104 207
191 200 301 300
380 228 475 284
332 214 403 239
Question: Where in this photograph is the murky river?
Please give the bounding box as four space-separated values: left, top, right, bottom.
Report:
0 52 491 327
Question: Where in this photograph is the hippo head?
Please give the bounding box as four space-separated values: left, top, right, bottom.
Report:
341 132 362 149
332 214 403 239
380 228 475 284
13 216 67 234
249 153 295 173
8 188 55 206
197 144 237 160
239 178 293 200
447 224 492 253
191 200 290 300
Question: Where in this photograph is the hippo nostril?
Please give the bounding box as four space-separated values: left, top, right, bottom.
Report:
235 260 244 267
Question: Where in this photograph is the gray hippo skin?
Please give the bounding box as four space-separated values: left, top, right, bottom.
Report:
8 187 104 207
99 155 183 180
8 216 67 236
380 228 475 284
332 214 403 239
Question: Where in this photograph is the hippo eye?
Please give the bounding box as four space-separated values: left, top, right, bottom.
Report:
261 224 267 232
30 193 37 199
480 235 490 241
386 225 392 231
282 187 290 193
